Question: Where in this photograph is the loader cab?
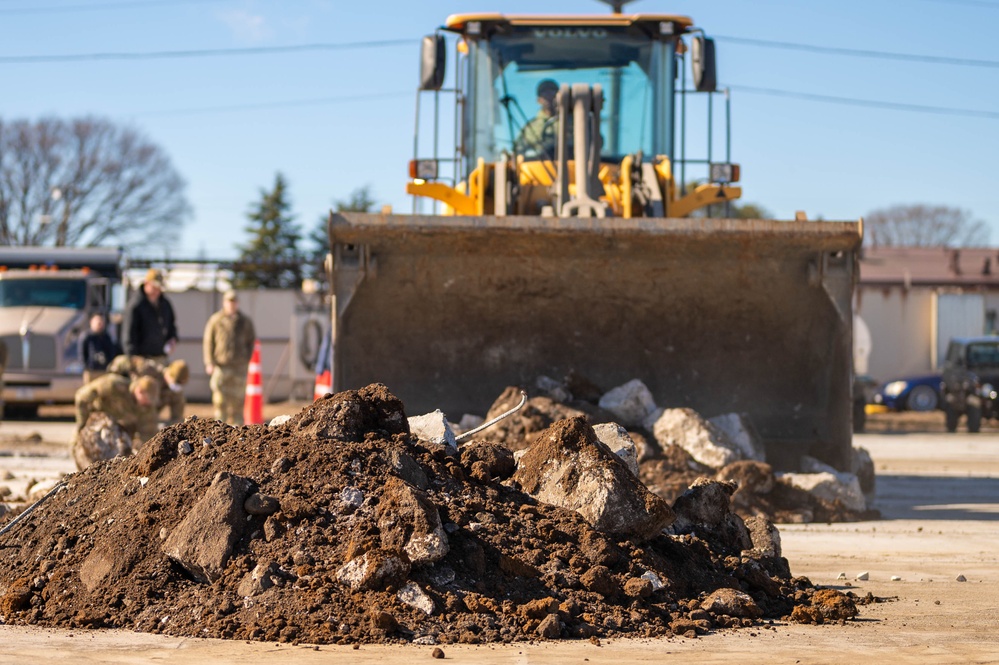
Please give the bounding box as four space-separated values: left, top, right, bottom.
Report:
458 17 677 164
409 13 739 218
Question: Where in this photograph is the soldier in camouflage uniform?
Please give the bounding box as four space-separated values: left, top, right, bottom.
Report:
203 290 256 425
73 373 160 445
108 354 189 431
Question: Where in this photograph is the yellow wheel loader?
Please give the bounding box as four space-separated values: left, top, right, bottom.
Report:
327 6 862 470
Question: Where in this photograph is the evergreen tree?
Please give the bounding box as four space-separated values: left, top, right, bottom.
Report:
235 172 302 288
304 185 378 281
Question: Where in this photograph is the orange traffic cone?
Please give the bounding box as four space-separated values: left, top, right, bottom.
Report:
244 340 263 424
313 369 332 401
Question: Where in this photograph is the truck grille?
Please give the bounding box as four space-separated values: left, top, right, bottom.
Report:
0 334 57 370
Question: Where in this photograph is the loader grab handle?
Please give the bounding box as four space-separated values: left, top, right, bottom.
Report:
455 390 528 443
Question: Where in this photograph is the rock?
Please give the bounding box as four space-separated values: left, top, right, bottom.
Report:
591 423 640 477
71 413 132 471
837 572 847 580
27 478 63 501
244 493 280 516
397 581 435 615
580 565 618 597
387 450 430 489
668 478 753 555
162 472 254 584
340 486 364 508
851 446 877 500
336 550 410 591
641 570 665 590
268 414 293 427
408 410 457 454
699 588 763 619
597 379 657 428
456 414 484 434
535 375 571 404
743 515 781 557
623 577 654 599
431 647 445 658
536 613 562 638
651 408 742 469
512 417 674 541
716 460 776 513
707 413 766 462
956 574 967 582
376 476 449 565
856 571 869 581
780 471 866 512
237 562 279 596
890 575 902 581
292 384 408 443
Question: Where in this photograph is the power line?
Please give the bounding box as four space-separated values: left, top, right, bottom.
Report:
715 35 999 69
727 84 999 120
0 0 226 15
0 39 415 64
134 90 412 117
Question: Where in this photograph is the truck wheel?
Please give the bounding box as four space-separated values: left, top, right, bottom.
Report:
906 385 939 412
967 404 982 433
944 403 959 433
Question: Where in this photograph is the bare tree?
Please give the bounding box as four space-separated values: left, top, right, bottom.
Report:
865 204 989 248
0 116 190 248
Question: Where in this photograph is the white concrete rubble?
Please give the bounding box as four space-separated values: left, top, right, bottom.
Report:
781 470 866 512
650 408 742 469
707 413 766 461
598 379 658 428
408 410 457 453
591 423 640 476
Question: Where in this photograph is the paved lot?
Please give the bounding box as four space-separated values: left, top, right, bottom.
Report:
0 415 997 663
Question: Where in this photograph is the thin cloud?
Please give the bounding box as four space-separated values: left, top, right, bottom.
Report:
218 10 272 42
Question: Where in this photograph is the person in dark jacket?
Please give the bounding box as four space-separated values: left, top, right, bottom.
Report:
79 312 121 384
124 268 178 363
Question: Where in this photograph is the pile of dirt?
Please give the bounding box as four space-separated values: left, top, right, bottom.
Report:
0 384 860 645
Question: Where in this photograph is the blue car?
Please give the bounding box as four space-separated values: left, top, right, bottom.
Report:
874 375 943 412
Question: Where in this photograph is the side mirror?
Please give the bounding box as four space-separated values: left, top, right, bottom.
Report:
419 34 446 91
690 36 717 93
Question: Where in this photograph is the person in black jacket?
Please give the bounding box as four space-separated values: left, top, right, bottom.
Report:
124 268 178 363
79 312 122 383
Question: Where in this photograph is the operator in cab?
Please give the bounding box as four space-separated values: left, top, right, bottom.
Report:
515 79 560 158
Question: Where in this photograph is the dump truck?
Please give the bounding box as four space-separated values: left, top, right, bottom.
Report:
0 247 123 417
327 6 862 470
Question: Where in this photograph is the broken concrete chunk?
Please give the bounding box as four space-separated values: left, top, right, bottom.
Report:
397 581 435 615
651 408 742 469
700 588 763 619
851 446 877 500
512 417 674 541
336 550 410 591
162 472 254 584
408 410 457 453
591 423 640 477
268 414 293 427
742 515 782 558
71 413 132 471
707 413 765 462
598 379 658 428
376 476 449 565
387 449 430 490
668 478 753 555
780 471 866 513
237 562 279 597
535 375 571 404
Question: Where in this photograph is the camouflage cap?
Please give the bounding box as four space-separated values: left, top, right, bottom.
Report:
132 375 160 404
107 354 133 376
164 359 190 385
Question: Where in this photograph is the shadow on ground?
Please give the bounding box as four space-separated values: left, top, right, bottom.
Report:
874 474 999 520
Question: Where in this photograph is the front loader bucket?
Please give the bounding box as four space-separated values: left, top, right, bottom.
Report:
328 212 861 470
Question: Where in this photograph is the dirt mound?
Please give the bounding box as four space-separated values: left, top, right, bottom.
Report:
0 384 859 644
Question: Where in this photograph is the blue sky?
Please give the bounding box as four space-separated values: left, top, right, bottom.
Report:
3 0 997 259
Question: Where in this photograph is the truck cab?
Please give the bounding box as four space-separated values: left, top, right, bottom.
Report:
0 247 123 417
941 336 999 433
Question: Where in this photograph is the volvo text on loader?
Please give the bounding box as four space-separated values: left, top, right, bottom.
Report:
327 5 862 471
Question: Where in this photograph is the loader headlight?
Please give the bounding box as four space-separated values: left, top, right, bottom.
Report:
981 383 996 399
409 159 439 180
709 162 740 184
883 380 908 397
